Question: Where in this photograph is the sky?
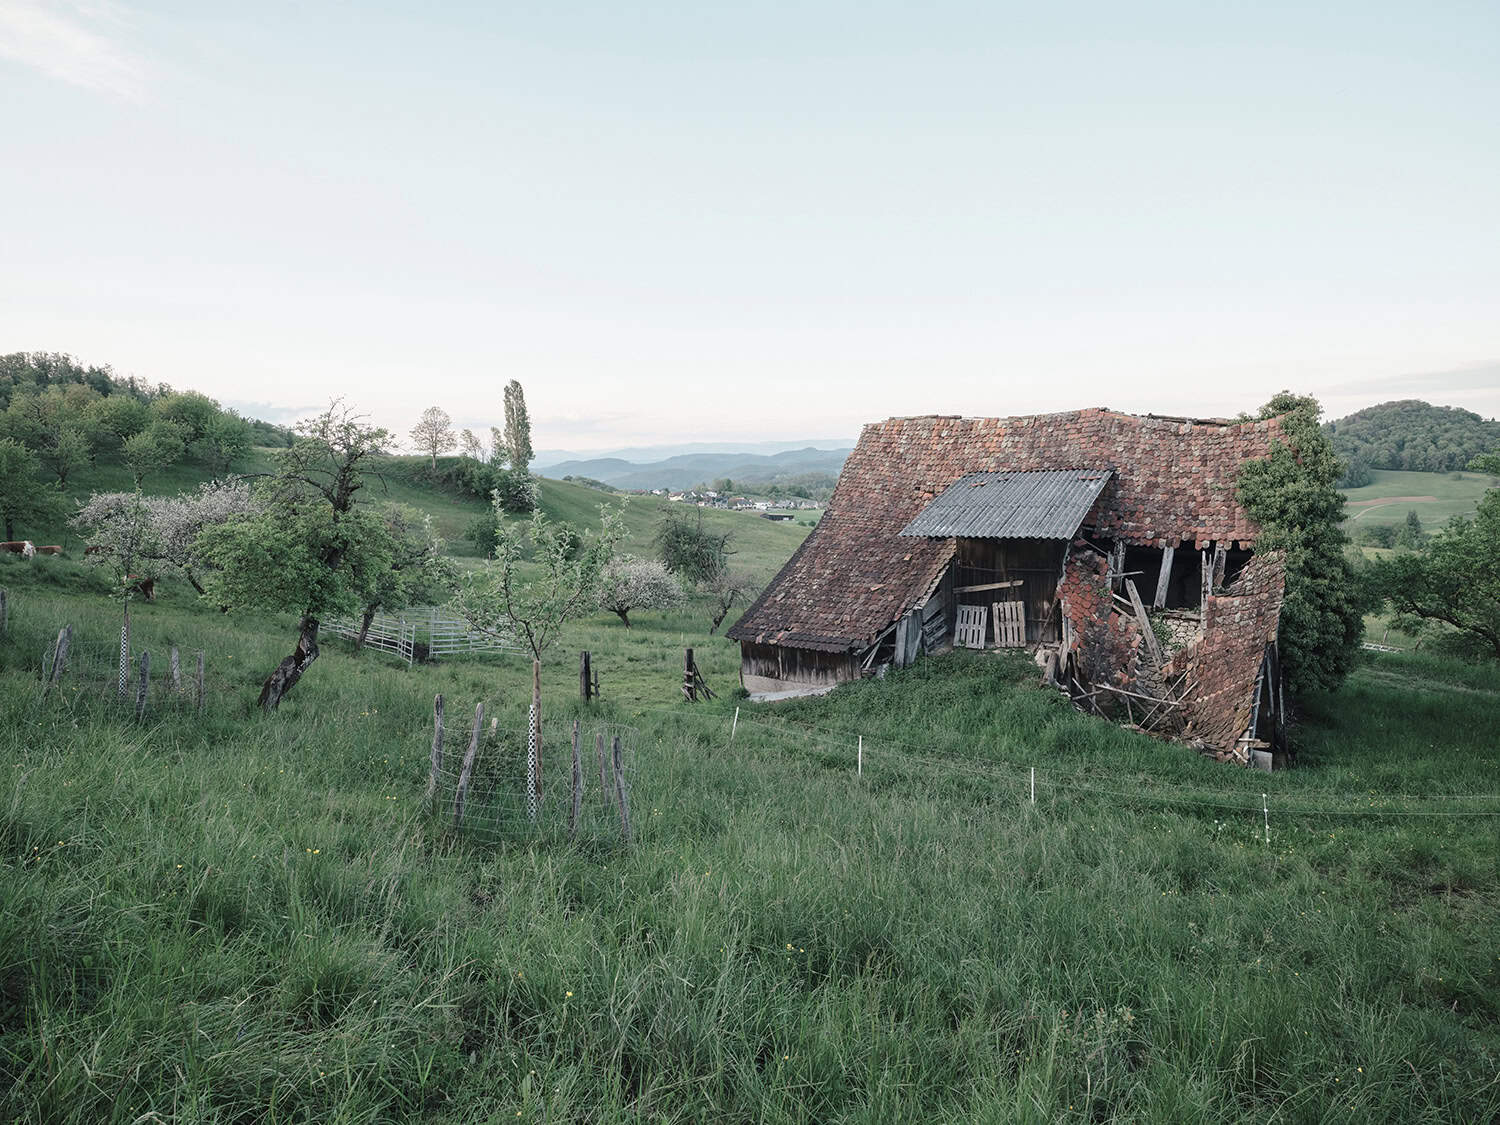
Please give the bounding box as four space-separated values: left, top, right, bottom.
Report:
2 1 1497 452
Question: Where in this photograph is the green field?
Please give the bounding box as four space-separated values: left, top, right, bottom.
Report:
1 554 1497 1123
1340 468 1496 529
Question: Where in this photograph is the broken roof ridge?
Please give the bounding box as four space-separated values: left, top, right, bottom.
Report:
873 407 1264 429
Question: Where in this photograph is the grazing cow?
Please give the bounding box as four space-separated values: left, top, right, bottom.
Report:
84 544 104 556
35 545 63 555
126 575 156 601
1 541 35 557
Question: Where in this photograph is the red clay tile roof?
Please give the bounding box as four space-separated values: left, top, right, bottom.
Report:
729 408 1286 653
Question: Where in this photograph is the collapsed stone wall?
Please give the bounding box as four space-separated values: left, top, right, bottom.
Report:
1058 544 1143 692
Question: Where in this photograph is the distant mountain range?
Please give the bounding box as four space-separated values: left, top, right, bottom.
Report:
533 439 853 470
543 446 853 492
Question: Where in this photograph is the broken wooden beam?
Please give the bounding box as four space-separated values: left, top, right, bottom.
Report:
1125 579 1163 665
1153 545 1175 608
955 579 1023 594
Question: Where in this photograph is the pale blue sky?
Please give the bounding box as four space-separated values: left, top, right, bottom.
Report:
2 0 1496 449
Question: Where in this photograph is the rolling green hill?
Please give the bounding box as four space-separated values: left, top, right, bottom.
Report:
1325 399 1500 474
31 450 810 585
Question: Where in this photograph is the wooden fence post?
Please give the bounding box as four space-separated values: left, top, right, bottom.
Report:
579 651 591 702
453 701 483 828
0 587 7 634
426 693 444 811
683 647 696 702
569 720 582 840
45 625 71 692
135 650 150 721
170 646 181 693
195 651 205 715
612 734 630 843
597 730 610 809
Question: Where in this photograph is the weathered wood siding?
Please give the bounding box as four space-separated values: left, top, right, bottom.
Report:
741 641 858 693
953 538 1067 644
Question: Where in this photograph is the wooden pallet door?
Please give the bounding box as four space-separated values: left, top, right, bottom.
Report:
955 605 988 649
992 601 1025 647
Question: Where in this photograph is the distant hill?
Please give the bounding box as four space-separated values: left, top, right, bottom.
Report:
544 447 851 492
533 439 853 469
1325 400 1500 474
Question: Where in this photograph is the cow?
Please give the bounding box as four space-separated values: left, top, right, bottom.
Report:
1 541 36 557
34 545 63 555
84 544 105 556
126 576 156 601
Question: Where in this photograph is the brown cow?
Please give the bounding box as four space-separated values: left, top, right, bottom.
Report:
34 545 63 555
0 541 31 554
126 576 156 601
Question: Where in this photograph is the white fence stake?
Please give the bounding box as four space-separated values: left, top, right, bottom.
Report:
1030 766 1035 805
1263 793 1269 844
857 735 863 776
730 706 739 742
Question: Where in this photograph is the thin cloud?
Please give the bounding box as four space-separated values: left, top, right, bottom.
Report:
0 0 147 100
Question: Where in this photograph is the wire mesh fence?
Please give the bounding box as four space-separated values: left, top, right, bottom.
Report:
2 592 222 720
427 698 636 844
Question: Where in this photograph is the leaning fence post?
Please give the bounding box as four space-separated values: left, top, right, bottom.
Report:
612 734 630 843
597 730 610 809
453 701 483 828
1263 793 1269 845
170 646 181 693
731 706 739 742
135 650 150 721
569 720 582 840
857 734 862 776
45 625 71 693
195 651 205 715
580 651 591 702
426 693 444 811
683 647 696 702
0 587 8 634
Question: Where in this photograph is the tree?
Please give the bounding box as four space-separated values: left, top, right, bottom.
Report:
196 403 392 709
707 568 759 634
123 419 187 486
192 411 252 473
1236 392 1364 696
0 438 64 540
351 504 456 651
1369 489 1500 658
459 427 488 462
410 406 456 470
454 504 625 661
1395 509 1424 549
72 489 159 596
75 480 261 596
502 380 533 471
655 507 731 586
3 387 94 484
596 555 682 627
1468 453 1500 477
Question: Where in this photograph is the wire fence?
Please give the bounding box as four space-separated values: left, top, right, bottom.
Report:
426 700 636 844
15 602 221 720
324 606 527 666
624 700 1500 830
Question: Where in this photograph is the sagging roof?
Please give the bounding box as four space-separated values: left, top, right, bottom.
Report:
899 469 1113 540
729 408 1287 654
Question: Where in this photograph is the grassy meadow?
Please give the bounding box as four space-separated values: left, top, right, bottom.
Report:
1340 468 1495 530
1 552 1498 1123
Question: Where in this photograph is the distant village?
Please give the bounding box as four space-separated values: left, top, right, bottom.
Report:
639 487 822 517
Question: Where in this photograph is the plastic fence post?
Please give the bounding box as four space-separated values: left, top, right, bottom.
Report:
1031 767 1035 805
1263 793 1269 845
731 707 739 742
427 694 444 811
857 734 863 776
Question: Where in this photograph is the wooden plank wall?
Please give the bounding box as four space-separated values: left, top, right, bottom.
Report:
954 538 1067 644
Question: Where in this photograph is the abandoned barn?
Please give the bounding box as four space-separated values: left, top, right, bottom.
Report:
727 408 1292 767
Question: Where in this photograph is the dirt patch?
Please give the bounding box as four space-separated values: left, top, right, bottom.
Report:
1347 495 1438 507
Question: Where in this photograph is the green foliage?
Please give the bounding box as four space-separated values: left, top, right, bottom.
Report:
455 503 625 659
492 465 539 514
1467 452 1500 477
1355 523 1396 549
1368 488 1500 658
123 419 188 487
502 379 534 471
191 410 252 473
2 386 95 484
1325 399 1500 473
595 554 683 627
655 506 731 586
361 503 456 617
1394 509 1424 549
1237 392 1364 695
1336 456 1374 489
409 405 456 469
0 438 65 540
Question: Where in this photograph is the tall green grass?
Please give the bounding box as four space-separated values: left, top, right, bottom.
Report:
1 572 1496 1122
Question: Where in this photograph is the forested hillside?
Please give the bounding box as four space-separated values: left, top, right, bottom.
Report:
1324 399 1500 476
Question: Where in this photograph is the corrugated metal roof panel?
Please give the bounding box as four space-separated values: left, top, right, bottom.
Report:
898 469 1113 539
